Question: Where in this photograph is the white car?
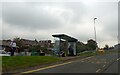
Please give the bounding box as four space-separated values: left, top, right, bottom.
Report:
0 50 10 56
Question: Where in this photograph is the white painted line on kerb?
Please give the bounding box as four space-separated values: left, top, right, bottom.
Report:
81 56 94 61
96 69 101 73
81 61 84 62
86 56 94 59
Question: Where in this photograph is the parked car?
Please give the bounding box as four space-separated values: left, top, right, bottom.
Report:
0 50 10 56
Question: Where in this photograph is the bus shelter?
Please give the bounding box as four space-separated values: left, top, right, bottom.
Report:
52 34 78 56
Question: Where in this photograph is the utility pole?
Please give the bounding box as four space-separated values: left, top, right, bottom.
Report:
94 18 97 51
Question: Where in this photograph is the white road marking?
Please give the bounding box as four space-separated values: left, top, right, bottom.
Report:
117 58 120 61
103 65 106 67
96 69 101 73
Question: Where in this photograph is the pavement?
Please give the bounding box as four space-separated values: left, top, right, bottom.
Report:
2 52 119 75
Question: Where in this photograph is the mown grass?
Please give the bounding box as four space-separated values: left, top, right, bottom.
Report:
2 56 62 71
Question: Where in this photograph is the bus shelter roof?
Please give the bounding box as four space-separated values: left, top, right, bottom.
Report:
52 34 78 42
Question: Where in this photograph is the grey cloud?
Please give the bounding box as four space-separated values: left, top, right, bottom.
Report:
0 3 2 19
89 2 118 41
1 2 118 47
2 2 87 30
62 2 87 24
118 1 120 43
2 2 66 30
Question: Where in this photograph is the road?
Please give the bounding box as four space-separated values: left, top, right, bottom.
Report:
18 52 119 75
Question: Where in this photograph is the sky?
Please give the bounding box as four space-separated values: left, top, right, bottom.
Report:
0 0 119 47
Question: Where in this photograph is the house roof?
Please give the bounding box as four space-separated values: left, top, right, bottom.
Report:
52 34 78 42
20 39 38 43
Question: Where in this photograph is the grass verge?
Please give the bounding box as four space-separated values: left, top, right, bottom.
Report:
78 50 119 57
78 52 97 56
2 56 62 72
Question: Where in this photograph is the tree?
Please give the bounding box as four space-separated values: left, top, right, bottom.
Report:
104 44 109 50
76 41 88 53
14 37 28 52
14 37 22 47
87 39 98 50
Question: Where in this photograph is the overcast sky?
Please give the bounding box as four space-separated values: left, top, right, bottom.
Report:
0 0 119 47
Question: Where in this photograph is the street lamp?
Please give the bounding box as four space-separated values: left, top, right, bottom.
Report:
94 18 97 51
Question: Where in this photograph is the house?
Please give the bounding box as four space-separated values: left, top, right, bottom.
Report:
0 40 2 50
39 40 51 48
20 39 39 46
0 40 12 52
1 40 11 47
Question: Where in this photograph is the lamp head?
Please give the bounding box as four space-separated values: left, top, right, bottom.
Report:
94 18 97 20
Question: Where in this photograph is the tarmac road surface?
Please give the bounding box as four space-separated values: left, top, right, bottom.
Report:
18 52 119 75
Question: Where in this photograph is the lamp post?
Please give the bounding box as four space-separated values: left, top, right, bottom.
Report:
94 18 97 51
